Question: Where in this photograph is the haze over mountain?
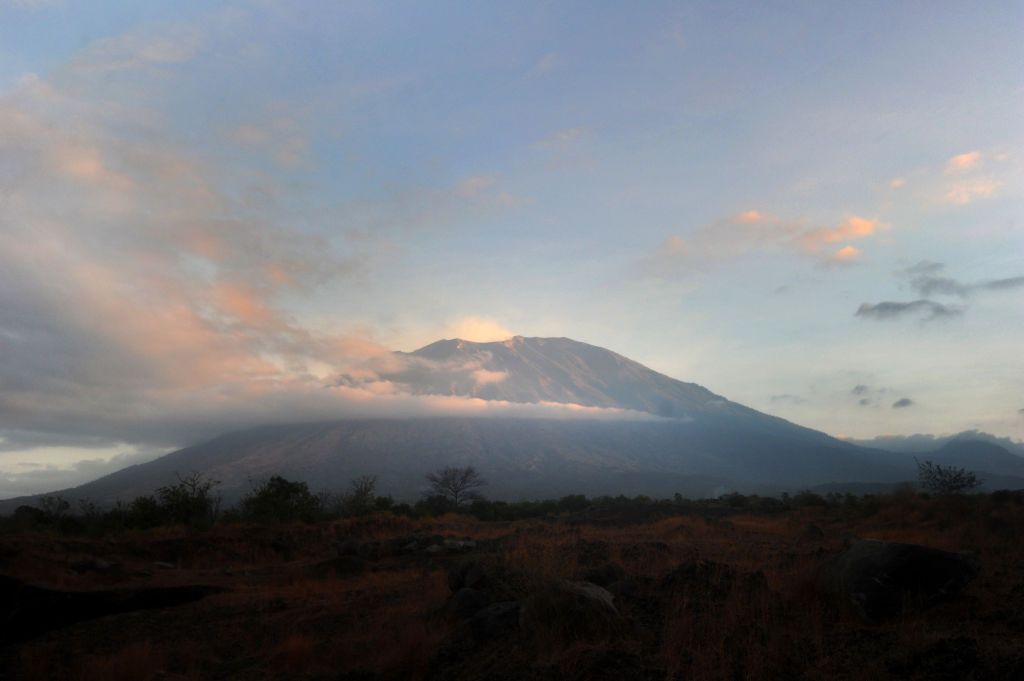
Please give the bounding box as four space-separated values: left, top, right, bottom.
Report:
4 336 1020 511
385 336 772 420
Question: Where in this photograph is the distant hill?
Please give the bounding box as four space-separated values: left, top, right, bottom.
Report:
3 337 1021 511
848 431 1024 458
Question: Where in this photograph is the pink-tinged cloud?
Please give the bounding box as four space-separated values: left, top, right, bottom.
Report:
889 177 906 189
798 216 884 253
737 210 765 223
945 151 982 175
831 245 862 262
446 317 514 342
944 177 1000 205
472 369 508 386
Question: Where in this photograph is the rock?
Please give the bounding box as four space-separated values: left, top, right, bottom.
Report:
818 539 977 620
442 538 476 552
336 540 362 557
561 580 618 614
69 557 113 574
620 541 670 562
153 561 176 570
607 578 642 600
448 588 490 619
582 562 626 587
424 544 445 555
887 636 980 680
574 539 611 566
448 560 488 593
464 601 521 643
520 580 621 642
802 524 826 541
0 575 224 645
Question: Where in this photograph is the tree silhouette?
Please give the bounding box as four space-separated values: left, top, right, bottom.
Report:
915 458 980 495
425 466 487 506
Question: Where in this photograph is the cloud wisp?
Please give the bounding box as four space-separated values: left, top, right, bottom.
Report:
855 262 1023 323
854 300 963 322
640 211 886 277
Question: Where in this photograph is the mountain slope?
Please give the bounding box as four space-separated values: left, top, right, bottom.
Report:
5 335 997 509
0 417 913 509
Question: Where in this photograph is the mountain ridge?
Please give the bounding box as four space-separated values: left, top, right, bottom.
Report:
2 336 1022 509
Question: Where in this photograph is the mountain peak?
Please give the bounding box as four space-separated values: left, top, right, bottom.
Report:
393 335 738 419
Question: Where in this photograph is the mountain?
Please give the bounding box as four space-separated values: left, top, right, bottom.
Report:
848 431 1024 458
6 336 1020 510
389 336 745 418
923 439 1024 478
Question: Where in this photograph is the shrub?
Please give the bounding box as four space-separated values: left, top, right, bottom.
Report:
916 458 981 495
342 475 379 517
424 466 487 506
240 476 321 523
156 472 221 528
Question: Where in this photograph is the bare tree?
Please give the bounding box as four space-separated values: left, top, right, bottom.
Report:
425 466 487 506
915 458 981 495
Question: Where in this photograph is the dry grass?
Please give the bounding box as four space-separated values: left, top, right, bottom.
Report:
5 493 1024 680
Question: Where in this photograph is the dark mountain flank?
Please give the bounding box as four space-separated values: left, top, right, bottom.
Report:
3 337 1020 509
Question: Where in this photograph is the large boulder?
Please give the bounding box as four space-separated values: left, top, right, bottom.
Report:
447 587 491 619
581 561 626 587
448 560 489 593
519 580 621 642
818 539 977 620
462 601 521 643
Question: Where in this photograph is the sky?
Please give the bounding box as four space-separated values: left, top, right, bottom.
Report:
1 0 1022 497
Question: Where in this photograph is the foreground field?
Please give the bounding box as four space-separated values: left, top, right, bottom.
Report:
2 492 1023 680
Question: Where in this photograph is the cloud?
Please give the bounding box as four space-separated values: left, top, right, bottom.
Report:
0 23 414 456
640 211 885 276
830 245 862 263
904 262 1024 298
981 276 1024 292
797 216 885 253
71 26 201 73
1 0 62 9
945 151 982 175
472 369 508 386
855 300 963 321
226 118 311 169
455 175 497 198
892 398 914 409
534 127 585 148
769 394 806 405
446 317 515 342
889 177 906 189
736 209 764 223
857 262 1023 325
534 52 564 74
851 385 869 396
944 177 1000 205
0 448 167 500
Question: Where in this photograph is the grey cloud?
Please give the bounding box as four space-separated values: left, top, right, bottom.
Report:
858 398 872 406
904 262 1024 298
892 398 914 409
904 261 944 277
851 384 869 396
0 448 168 500
769 394 806 405
912 276 969 297
981 276 1024 292
855 300 962 321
